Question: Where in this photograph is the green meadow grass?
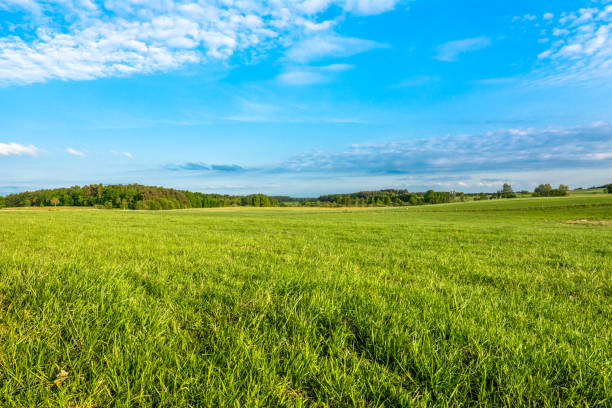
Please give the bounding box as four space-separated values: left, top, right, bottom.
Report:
0 196 611 407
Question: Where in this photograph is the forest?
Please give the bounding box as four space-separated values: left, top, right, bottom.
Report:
1 184 277 210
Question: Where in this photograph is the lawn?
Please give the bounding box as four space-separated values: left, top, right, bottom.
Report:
0 196 611 407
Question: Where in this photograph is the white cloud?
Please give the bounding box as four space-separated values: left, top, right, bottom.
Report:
286 34 385 63
343 0 401 16
435 36 492 62
532 3 612 84
110 150 133 158
0 142 38 156
0 0 399 85
66 147 85 157
543 13 554 20
297 0 401 16
298 0 332 14
0 0 42 15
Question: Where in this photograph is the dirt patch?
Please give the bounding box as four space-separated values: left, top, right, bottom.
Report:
566 219 612 226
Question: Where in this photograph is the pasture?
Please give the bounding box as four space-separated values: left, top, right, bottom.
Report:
0 196 610 407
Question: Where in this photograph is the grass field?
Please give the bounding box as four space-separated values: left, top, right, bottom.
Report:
0 196 611 407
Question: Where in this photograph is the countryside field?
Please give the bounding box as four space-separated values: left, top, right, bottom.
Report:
0 196 611 407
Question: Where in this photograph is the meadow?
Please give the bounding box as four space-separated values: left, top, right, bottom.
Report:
0 196 610 407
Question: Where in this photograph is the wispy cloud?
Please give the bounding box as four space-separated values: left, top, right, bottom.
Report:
163 123 612 178
277 123 612 175
286 34 386 63
435 36 492 62
110 150 133 158
343 0 402 16
211 164 245 172
0 142 38 156
0 1 396 86
66 147 85 157
165 162 246 173
277 63 353 85
296 0 401 16
530 4 612 85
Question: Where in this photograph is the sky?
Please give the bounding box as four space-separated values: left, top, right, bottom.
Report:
1 0 611 196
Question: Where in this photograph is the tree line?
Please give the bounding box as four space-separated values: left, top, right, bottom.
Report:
1 182 609 210
317 189 451 206
0 184 277 210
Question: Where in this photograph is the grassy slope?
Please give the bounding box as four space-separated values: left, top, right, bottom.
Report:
0 196 610 407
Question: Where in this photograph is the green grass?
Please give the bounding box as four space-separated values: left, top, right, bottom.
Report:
0 196 611 407
570 188 609 195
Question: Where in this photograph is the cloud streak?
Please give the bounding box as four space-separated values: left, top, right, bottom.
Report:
66 147 85 157
162 124 612 178
277 123 612 175
435 36 492 62
286 34 386 63
0 142 38 156
110 150 133 158
277 63 353 85
165 162 246 172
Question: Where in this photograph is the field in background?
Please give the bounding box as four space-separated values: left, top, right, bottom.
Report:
0 196 610 407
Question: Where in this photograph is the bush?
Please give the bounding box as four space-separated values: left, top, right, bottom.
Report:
533 184 569 197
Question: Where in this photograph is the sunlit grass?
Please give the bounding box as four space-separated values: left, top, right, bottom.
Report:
0 196 610 407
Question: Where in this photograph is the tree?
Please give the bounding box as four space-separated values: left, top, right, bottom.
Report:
0 196 5 209
63 194 74 206
534 184 553 197
50 197 60 207
424 190 436 204
608 184 612 194
501 183 516 198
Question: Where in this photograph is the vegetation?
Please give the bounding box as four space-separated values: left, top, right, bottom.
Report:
0 196 610 407
532 183 570 197
318 188 500 206
2 184 278 210
498 183 516 198
4 182 602 211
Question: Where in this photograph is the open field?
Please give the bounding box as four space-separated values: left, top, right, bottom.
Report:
0 196 611 407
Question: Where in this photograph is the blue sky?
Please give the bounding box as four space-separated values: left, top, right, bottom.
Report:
1 0 611 196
